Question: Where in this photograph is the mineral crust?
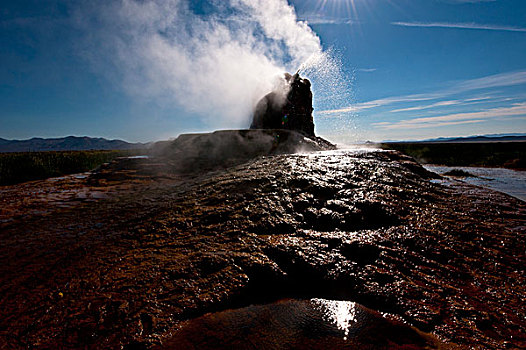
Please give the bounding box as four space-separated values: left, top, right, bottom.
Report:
0 148 524 349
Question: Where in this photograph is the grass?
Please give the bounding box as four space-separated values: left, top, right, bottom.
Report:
380 142 526 169
0 150 141 186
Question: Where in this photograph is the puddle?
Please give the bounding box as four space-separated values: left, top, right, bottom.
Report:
163 299 447 349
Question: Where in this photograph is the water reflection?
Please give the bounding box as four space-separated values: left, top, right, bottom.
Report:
311 298 357 340
164 298 444 349
302 147 382 157
425 165 526 201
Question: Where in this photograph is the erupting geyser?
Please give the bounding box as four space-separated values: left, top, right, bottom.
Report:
251 71 315 137
152 71 334 172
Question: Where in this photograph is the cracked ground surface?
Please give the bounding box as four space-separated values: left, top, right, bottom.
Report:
0 149 524 349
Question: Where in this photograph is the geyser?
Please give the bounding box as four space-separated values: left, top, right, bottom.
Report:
151 70 335 172
79 0 329 129
250 71 315 137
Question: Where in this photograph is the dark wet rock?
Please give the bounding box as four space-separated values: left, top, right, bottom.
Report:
443 169 477 177
251 72 315 136
150 129 335 173
340 242 381 265
0 148 524 349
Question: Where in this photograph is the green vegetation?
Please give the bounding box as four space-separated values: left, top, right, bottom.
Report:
380 142 526 169
0 150 141 185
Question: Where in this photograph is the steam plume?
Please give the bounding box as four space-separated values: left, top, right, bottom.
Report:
77 0 325 129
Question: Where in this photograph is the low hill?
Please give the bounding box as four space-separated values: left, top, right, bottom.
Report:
422 134 526 143
0 136 147 152
380 141 525 168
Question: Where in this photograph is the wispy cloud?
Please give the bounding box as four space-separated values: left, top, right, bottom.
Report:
454 71 526 90
390 100 460 113
318 94 435 115
443 0 496 3
374 102 526 129
389 96 494 113
299 15 355 25
391 21 526 33
318 70 526 116
357 68 377 73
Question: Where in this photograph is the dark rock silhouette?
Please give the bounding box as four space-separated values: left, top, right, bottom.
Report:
0 136 147 152
150 129 335 173
251 72 315 137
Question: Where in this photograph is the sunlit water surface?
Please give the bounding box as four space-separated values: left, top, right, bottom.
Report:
311 299 357 340
425 165 526 202
166 298 441 348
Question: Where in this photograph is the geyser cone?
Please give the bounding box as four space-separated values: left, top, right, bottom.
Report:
251 72 315 137
151 129 335 173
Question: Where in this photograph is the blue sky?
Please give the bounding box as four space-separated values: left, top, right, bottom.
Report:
1 0 525 142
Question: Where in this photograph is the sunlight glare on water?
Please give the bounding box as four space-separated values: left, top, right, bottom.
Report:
425 165 526 201
311 298 357 340
295 147 383 158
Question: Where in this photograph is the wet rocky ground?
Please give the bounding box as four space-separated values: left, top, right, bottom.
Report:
0 148 524 349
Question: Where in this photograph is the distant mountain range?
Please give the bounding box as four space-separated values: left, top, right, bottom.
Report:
0 136 148 153
2 132 525 152
383 133 526 143
422 133 526 143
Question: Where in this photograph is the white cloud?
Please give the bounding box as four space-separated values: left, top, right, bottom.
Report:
318 94 440 116
410 102 526 122
303 18 355 25
390 100 460 113
297 13 356 25
357 68 377 73
388 96 496 113
463 96 494 102
442 0 496 3
454 71 526 91
374 102 526 129
318 70 526 116
374 119 484 129
391 21 526 33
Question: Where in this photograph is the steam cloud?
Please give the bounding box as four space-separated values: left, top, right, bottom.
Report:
77 0 326 129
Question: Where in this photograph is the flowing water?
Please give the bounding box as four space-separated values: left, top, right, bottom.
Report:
424 165 526 201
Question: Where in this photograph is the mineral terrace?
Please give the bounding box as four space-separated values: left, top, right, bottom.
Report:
0 144 525 349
